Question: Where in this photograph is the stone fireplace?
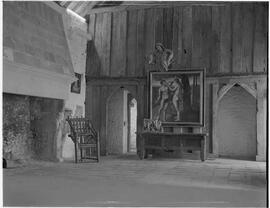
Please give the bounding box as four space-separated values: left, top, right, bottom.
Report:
3 94 66 161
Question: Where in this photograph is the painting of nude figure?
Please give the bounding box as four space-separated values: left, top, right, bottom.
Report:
149 69 205 126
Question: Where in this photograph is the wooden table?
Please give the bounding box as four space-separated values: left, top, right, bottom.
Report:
136 132 207 161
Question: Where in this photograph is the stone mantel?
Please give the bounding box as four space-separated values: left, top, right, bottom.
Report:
3 59 76 100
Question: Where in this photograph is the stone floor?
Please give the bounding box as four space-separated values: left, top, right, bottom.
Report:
3 155 267 207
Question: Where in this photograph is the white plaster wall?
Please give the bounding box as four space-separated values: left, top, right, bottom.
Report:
129 99 137 152
61 11 88 160
122 90 129 154
217 86 257 160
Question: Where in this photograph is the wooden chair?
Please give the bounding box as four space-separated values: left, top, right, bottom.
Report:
67 117 100 163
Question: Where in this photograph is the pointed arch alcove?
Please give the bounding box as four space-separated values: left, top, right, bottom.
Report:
211 76 266 161
217 84 257 160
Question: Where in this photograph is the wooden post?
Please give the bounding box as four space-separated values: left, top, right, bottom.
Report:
97 132 100 162
256 79 266 161
212 82 219 156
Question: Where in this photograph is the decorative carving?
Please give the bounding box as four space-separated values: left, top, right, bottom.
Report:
143 119 162 132
217 82 257 101
147 43 174 71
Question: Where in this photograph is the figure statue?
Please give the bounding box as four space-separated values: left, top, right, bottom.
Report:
147 43 174 71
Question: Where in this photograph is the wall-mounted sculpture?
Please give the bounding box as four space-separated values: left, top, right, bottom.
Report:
147 43 174 72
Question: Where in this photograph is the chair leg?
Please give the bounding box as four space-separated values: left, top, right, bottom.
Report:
97 133 100 162
74 142 78 163
80 148 83 161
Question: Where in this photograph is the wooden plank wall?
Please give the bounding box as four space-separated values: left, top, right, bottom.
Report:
86 2 268 77
85 2 268 155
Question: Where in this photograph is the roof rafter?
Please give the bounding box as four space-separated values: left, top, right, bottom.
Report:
80 1 100 17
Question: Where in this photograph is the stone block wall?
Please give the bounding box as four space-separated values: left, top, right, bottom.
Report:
3 93 65 161
3 1 73 75
3 94 32 160
30 97 64 161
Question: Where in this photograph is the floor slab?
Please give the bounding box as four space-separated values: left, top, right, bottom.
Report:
3 155 267 207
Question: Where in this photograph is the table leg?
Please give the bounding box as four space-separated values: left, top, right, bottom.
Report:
200 137 206 161
144 149 148 159
138 135 145 160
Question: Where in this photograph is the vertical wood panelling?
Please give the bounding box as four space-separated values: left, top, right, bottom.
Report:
253 3 268 73
86 3 267 77
95 13 112 76
144 9 155 73
100 86 108 155
163 8 174 49
94 13 103 74
182 6 193 68
192 6 213 69
242 4 254 73
86 3 267 157
100 12 112 76
172 7 182 68
220 5 232 73
110 11 127 77
232 3 243 73
127 10 137 76
211 7 221 73
201 7 212 72
88 14 96 37
136 9 145 76
86 40 100 76
92 86 101 130
192 6 203 68
85 84 93 119
154 8 164 44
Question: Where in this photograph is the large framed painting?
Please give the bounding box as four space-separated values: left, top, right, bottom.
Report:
149 69 205 126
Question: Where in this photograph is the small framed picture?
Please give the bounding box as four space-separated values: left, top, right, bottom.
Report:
71 73 82 94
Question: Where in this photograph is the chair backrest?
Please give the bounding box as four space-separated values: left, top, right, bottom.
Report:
66 117 97 137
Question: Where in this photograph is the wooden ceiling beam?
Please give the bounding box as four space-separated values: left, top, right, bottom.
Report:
72 1 85 12
87 1 227 14
67 1 79 10
80 1 100 17
75 1 90 14
59 1 68 6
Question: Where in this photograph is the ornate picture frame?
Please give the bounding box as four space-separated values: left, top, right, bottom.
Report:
149 69 205 126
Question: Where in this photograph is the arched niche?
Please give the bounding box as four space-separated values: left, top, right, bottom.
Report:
216 84 257 160
212 78 266 161
217 83 257 102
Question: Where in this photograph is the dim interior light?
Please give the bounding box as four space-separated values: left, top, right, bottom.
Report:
66 8 86 23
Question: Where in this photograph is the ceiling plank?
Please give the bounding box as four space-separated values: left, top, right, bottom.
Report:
59 1 68 6
75 1 91 14
80 1 100 17
67 1 79 10
72 1 85 12
87 1 227 14
63 1 72 7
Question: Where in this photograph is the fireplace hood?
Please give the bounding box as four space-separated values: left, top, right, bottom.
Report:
3 56 76 100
